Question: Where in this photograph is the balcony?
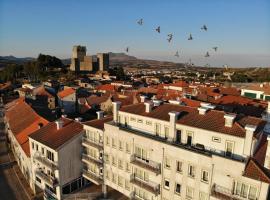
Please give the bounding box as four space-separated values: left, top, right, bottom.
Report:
35 156 58 171
82 169 103 185
130 155 161 174
82 153 103 166
130 174 160 195
82 137 103 150
36 170 58 188
130 191 146 200
44 188 57 200
211 184 242 200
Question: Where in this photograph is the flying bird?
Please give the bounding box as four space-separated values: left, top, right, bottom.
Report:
175 51 179 57
137 18 143 25
126 47 129 53
188 34 193 40
155 26 160 33
212 47 218 52
167 34 173 43
201 25 207 31
205 52 210 57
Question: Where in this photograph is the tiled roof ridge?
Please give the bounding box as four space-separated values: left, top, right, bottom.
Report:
247 158 270 183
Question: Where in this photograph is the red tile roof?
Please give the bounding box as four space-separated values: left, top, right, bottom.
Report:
96 84 116 92
243 158 270 183
5 99 49 157
254 134 268 166
120 103 266 138
57 88 75 99
30 118 83 150
84 116 113 130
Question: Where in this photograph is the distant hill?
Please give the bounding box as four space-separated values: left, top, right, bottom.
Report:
0 55 34 63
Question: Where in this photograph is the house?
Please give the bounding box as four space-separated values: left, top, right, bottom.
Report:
57 87 76 114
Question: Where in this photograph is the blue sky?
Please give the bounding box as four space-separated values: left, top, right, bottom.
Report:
0 0 269 67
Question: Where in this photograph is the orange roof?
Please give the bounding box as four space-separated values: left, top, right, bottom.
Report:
5 99 49 157
58 88 75 98
243 158 270 183
84 116 113 130
96 84 116 92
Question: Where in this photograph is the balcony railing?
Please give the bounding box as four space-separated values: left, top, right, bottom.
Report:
82 169 103 185
211 184 242 200
44 188 57 200
82 137 103 150
130 174 160 195
36 170 58 188
130 191 146 200
130 154 161 174
34 156 58 171
82 153 103 166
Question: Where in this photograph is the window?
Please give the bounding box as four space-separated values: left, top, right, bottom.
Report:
225 141 234 157
32 142 34 150
199 192 208 200
176 130 181 143
234 181 257 200
112 173 117 183
104 154 110 163
164 179 170 190
134 168 149 182
118 176 124 187
35 144 38 151
186 187 194 199
105 136 110 146
130 117 136 122
146 120 152 125
112 156 117 166
187 132 193 146
119 140 123 151
41 147 44 155
47 150 54 162
105 171 110 180
164 157 171 169
126 142 131 153
176 161 183 173
137 119 143 123
155 123 161 136
248 186 257 200
118 159 123 169
188 165 195 178
135 146 148 161
175 183 181 195
125 179 130 191
112 138 116 148
201 170 209 183
165 126 169 139
212 136 221 143
126 162 131 172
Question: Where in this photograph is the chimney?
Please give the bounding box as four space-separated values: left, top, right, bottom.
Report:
55 119 64 130
62 114 67 118
243 125 257 157
140 95 146 103
198 107 208 115
75 117 82 122
153 100 162 107
112 101 121 123
38 123 43 129
224 114 236 127
169 100 181 105
168 111 180 142
144 102 154 113
96 111 104 119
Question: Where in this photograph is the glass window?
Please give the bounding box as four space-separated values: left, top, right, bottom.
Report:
199 192 208 200
240 183 248 198
119 140 123 150
225 141 234 157
105 136 110 146
165 157 171 169
164 179 170 190
137 119 143 123
32 142 34 150
248 186 257 200
112 138 116 148
165 126 169 139
175 183 181 195
118 176 124 187
201 170 209 182
118 159 123 169
176 161 182 173
146 120 152 125
155 123 161 136
186 187 194 199
126 142 131 153
188 165 195 178
125 179 130 191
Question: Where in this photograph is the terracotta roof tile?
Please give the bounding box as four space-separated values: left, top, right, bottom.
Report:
57 88 75 98
243 158 270 183
30 118 83 150
84 116 113 130
120 103 265 138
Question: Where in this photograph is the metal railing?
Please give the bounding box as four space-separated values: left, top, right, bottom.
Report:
36 170 58 187
130 154 161 174
130 174 160 195
82 153 103 165
82 169 103 185
34 155 58 170
82 137 103 150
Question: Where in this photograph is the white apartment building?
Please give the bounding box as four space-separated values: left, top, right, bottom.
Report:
29 117 87 200
83 101 270 200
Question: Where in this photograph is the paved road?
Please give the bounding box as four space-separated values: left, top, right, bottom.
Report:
0 106 31 200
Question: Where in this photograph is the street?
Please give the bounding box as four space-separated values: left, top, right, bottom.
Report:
0 105 32 200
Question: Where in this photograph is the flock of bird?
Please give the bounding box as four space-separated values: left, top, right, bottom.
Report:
125 18 220 67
